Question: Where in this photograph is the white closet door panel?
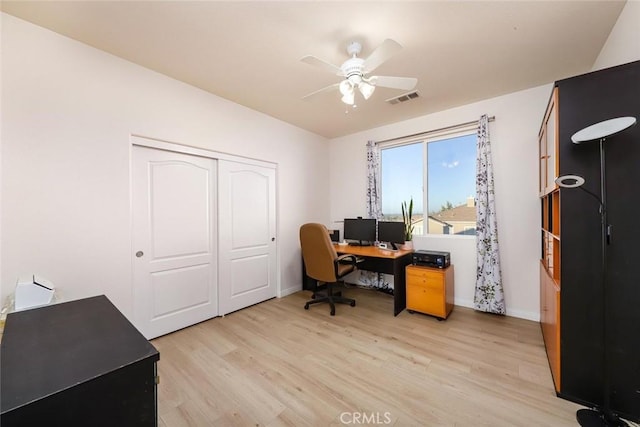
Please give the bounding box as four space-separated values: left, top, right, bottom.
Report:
150 162 210 258
151 264 211 317
230 172 270 249
219 160 277 315
230 255 270 296
133 146 218 339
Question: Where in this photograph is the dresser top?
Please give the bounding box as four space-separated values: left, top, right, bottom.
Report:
1 295 159 414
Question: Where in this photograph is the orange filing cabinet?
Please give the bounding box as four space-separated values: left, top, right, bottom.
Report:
406 264 454 320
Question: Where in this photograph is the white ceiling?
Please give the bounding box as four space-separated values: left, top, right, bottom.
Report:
1 1 626 139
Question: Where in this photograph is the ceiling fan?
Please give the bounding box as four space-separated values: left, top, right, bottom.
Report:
301 39 418 105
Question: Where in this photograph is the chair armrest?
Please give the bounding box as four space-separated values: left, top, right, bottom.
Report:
334 254 358 279
336 254 358 266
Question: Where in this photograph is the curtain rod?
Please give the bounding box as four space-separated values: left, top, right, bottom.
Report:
374 115 495 145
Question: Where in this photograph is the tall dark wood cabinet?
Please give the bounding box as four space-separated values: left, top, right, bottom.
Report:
539 60 640 422
539 86 561 392
1 295 160 426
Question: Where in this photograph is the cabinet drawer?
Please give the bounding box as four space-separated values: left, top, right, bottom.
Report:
406 283 445 318
406 269 444 289
406 267 444 280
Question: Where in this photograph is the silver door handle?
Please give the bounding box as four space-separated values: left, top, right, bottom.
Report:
136 251 144 258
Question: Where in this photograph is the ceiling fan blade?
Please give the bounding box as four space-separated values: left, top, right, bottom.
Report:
301 55 343 76
372 76 418 91
301 82 340 100
362 39 403 74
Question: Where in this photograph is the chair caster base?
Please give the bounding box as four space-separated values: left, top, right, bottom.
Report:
303 286 355 316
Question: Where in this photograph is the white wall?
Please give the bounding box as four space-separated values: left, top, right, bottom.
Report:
0 14 3 307
329 85 552 320
3 1 636 323
592 0 640 71
0 14 331 316
327 0 640 321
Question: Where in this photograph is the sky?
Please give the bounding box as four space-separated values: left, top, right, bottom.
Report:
380 133 476 215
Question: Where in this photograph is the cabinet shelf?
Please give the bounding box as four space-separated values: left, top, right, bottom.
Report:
539 87 561 392
539 88 559 196
541 231 560 284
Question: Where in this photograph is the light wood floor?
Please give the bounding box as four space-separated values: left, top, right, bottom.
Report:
152 287 582 426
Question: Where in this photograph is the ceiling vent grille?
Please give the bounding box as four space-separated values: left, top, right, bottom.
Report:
386 91 420 105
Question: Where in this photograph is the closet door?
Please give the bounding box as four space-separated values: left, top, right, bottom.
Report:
132 146 218 339
218 160 277 315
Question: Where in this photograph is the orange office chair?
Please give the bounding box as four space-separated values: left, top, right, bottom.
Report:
299 223 357 315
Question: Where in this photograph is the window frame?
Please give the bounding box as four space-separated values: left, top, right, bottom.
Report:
379 124 477 238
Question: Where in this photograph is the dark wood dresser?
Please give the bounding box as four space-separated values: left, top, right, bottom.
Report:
1 295 160 426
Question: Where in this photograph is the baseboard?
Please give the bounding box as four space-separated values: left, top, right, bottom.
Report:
454 297 540 321
282 287 541 322
505 308 539 322
279 286 302 298
453 297 474 310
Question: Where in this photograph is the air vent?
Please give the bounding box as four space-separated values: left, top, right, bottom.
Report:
386 91 420 105
386 91 420 104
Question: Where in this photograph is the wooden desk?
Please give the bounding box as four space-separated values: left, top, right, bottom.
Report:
303 244 413 316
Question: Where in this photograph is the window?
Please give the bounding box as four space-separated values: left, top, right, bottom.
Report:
380 131 477 236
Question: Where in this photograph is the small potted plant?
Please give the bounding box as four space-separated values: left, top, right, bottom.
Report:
401 198 414 249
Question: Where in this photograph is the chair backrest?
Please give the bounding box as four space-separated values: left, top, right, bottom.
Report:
300 223 338 283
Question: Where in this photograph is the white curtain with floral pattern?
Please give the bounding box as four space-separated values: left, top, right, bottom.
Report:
362 141 384 288
474 114 506 314
366 140 383 220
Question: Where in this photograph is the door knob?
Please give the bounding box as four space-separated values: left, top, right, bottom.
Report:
136 251 144 258
271 237 275 241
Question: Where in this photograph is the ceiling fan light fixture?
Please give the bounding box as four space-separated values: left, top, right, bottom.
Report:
341 90 355 105
301 39 417 107
339 79 352 96
339 80 355 104
358 81 375 100
347 74 362 86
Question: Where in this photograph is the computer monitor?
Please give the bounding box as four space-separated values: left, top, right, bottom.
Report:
343 218 376 246
377 221 405 250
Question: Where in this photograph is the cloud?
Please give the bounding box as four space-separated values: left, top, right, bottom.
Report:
442 160 459 168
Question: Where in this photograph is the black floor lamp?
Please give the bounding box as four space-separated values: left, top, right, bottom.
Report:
555 116 637 427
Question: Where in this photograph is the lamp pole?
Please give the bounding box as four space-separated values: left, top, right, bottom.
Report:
576 137 618 426
555 116 637 427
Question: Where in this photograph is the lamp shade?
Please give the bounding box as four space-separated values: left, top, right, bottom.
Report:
555 174 585 188
339 80 354 105
339 80 351 96
358 81 375 100
341 89 354 105
341 92 354 105
571 116 637 144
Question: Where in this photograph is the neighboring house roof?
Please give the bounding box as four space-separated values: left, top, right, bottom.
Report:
425 216 451 226
431 204 476 223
